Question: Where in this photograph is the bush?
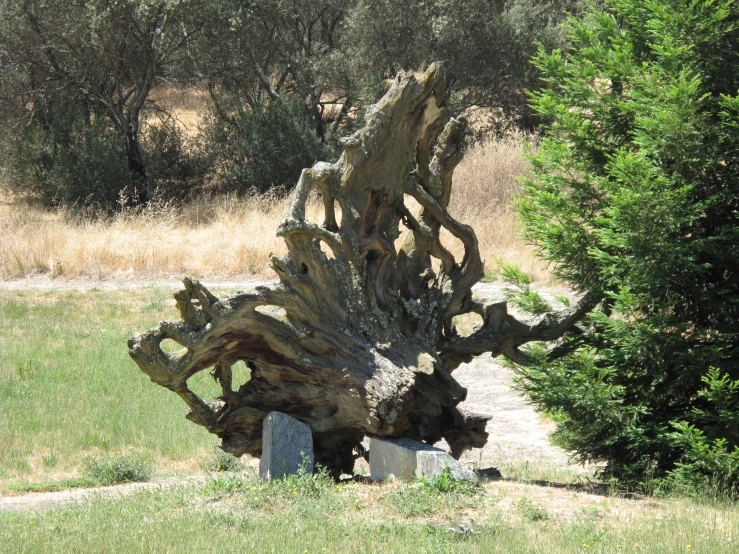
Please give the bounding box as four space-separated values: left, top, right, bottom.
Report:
1 105 208 213
516 0 739 491
5 107 131 211
141 122 210 200
82 452 155 485
202 97 334 194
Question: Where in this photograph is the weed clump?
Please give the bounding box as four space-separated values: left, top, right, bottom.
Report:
202 462 335 503
201 449 244 473
385 467 483 517
517 497 549 521
82 452 154 485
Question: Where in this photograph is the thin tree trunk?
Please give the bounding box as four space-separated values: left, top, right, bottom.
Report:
124 122 149 205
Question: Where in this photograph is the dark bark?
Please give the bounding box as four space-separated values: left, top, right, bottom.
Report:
124 124 149 205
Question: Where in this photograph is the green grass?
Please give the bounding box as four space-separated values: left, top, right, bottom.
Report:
7 477 98 493
0 287 231 478
8 452 156 492
385 468 484 518
2 288 739 552
1 470 737 553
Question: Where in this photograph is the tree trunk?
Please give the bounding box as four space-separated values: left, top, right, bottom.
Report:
128 64 597 476
124 122 149 205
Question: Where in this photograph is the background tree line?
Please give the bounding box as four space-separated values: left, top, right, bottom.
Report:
0 0 578 211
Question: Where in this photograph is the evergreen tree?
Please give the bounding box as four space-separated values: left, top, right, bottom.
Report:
517 0 739 492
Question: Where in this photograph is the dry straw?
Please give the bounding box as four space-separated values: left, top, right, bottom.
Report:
0 136 548 282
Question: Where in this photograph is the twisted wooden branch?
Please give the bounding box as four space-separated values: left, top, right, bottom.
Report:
128 63 595 475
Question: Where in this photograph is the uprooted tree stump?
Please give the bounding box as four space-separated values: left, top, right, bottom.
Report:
128 63 597 476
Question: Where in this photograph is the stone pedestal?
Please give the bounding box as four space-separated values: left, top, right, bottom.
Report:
369 437 477 483
259 412 314 480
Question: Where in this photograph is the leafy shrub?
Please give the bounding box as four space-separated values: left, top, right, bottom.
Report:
516 0 739 492
202 97 334 194
82 452 155 485
5 107 131 211
141 122 210 199
2 106 208 213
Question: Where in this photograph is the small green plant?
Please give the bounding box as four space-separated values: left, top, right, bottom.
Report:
495 260 552 314
81 451 154 485
273 458 334 499
517 497 549 521
42 452 59 469
201 449 244 473
386 467 482 517
203 473 248 496
417 466 479 494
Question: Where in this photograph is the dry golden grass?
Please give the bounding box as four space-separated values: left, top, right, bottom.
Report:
0 193 291 279
0 136 548 282
447 135 547 281
145 86 207 134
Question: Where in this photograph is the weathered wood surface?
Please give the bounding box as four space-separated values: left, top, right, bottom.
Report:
128 64 595 476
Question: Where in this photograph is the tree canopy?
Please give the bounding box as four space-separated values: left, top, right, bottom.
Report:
0 0 209 205
0 0 578 209
517 0 739 493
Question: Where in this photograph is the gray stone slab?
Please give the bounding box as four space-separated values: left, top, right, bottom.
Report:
417 450 478 482
259 412 314 480
369 437 478 483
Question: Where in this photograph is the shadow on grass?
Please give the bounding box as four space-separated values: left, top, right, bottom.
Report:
476 467 643 500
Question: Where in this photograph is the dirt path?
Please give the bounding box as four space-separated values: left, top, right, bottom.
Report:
0 275 274 291
0 278 581 513
451 354 572 469
0 476 209 513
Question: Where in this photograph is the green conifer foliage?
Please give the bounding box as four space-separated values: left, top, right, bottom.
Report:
516 0 739 490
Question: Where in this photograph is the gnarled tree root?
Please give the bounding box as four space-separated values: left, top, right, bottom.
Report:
128 64 596 476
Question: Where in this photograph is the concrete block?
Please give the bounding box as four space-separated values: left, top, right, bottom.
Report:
259 412 314 480
369 437 477 483
417 450 478 483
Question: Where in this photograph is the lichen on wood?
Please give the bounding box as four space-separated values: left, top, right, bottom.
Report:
128 63 596 476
